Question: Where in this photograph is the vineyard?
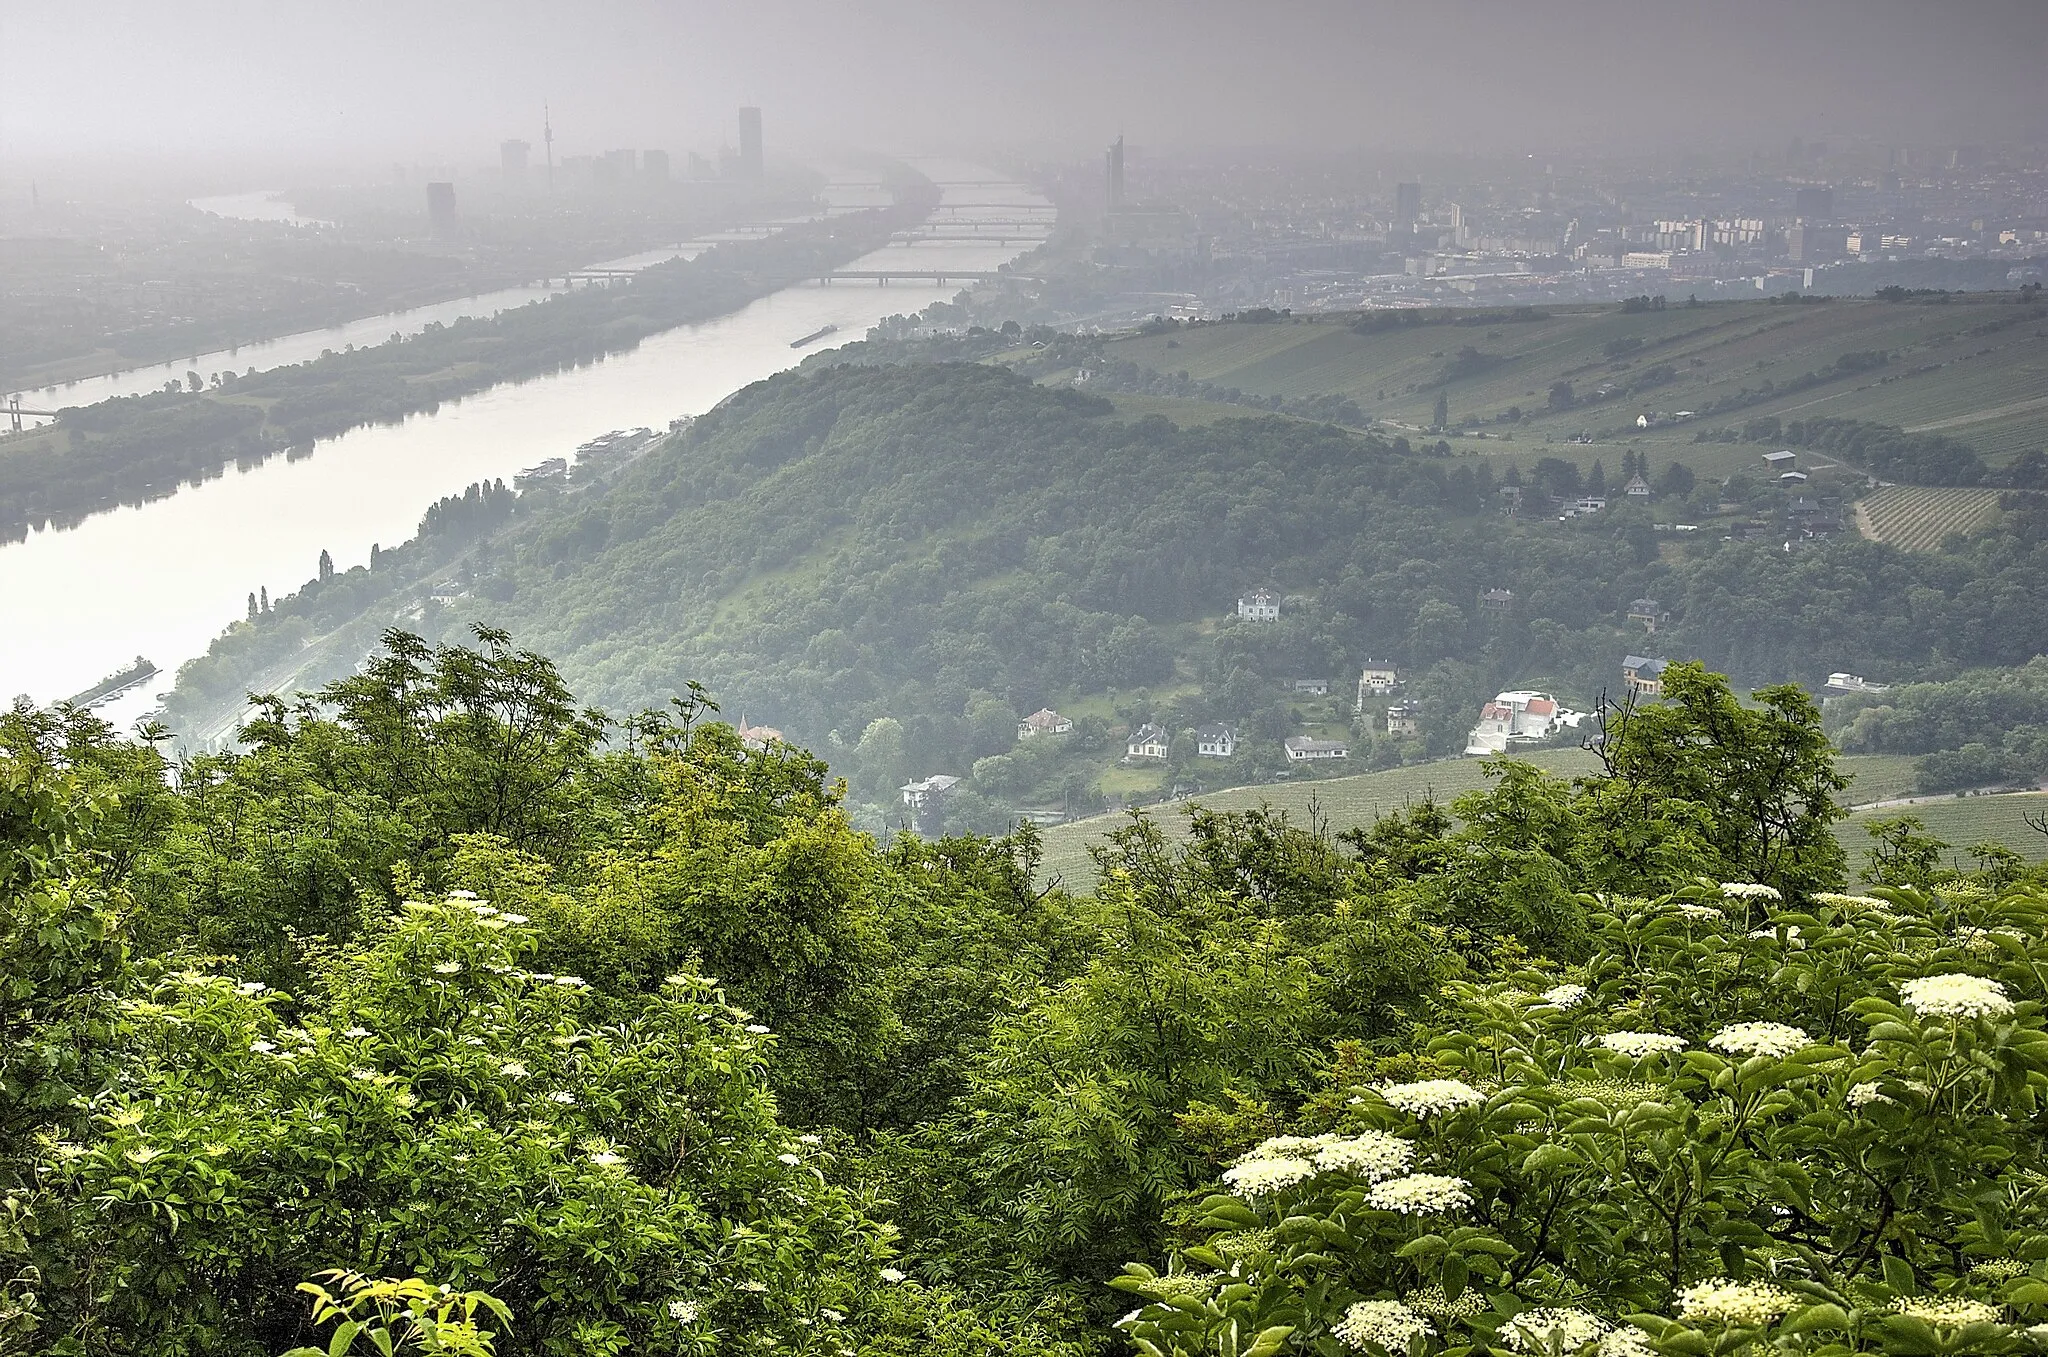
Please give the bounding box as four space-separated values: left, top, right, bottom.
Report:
1841 790 2048 877
1855 483 2003 550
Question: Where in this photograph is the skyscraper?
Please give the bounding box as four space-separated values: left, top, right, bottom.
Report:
1106 135 1125 211
425 182 457 237
1394 182 1422 234
500 140 530 184
738 106 763 179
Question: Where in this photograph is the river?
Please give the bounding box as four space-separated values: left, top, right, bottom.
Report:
7 198 872 418
0 164 1050 728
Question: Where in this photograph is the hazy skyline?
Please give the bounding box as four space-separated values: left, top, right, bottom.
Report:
3 0 2045 176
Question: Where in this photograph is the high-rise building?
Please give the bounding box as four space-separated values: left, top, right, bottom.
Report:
1394 182 1422 234
641 149 669 181
1106 135 1125 211
425 182 457 237
688 151 713 180
1793 186 1834 221
500 140 530 184
737 106 763 178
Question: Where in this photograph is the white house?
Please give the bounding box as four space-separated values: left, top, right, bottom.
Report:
1825 672 1892 695
1385 702 1422 737
899 774 962 810
1017 707 1074 739
1126 723 1170 760
1464 690 1585 755
1196 724 1237 758
1356 662 1401 711
1292 678 1330 696
1284 736 1349 762
1237 589 1281 622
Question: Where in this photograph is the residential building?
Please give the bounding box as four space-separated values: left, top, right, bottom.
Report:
737 717 784 749
1237 588 1281 621
1622 655 1670 696
1763 450 1798 469
1196 724 1237 758
1825 673 1891 694
1385 702 1422 738
1292 678 1330 696
1017 707 1074 739
1464 690 1585 755
1622 473 1653 498
1479 588 1514 613
1126 723 1170 760
1356 662 1402 711
1626 598 1668 633
1284 736 1350 762
899 774 961 810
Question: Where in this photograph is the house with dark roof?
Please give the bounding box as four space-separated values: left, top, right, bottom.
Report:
1125 723 1170 760
1622 655 1670 696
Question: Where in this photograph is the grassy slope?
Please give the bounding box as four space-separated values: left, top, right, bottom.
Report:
1100 297 2048 472
1035 750 1921 889
1840 792 2048 879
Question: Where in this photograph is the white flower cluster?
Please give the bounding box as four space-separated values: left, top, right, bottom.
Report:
1846 1082 1890 1108
1891 1296 2002 1328
1709 1022 1809 1059
1540 983 1590 1008
666 1298 700 1323
1720 882 1782 900
1331 1300 1431 1353
1403 1284 1486 1324
1239 1133 1338 1160
1375 1078 1486 1118
1676 1277 1795 1327
1901 973 2016 1019
1596 1327 1659 1357
1671 903 1726 922
1366 1173 1473 1215
1748 924 1801 941
1813 892 1888 911
1222 1157 1317 1202
1596 1031 1687 1058
1314 1131 1415 1181
1502 1308 1609 1353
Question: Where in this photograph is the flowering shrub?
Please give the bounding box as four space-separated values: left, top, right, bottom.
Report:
1114 880 2048 1355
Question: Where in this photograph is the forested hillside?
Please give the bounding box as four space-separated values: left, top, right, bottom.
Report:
18 636 2048 1356
163 360 2048 830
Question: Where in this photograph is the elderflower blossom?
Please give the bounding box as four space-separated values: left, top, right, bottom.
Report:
432 962 462 976
1375 1078 1486 1118
1720 883 1782 901
1596 1327 1659 1357
1554 1077 1663 1108
778 1153 802 1166
249 1039 277 1055
549 1091 576 1105
1239 1134 1337 1160
1973 1258 2031 1282
1502 1308 1609 1353
1314 1131 1415 1181
236 981 267 996
745 1024 772 1035
1846 1082 1890 1108
498 912 529 925
1366 1173 1473 1216
1331 1300 1431 1353
342 1026 371 1039
734 1280 768 1294
1814 892 1887 910
1596 1031 1687 1058
1222 1157 1317 1202
667 1299 699 1323
1671 903 1725 922
1709 1022 1810 1059
1540 983 1590 1008
1404 1284 1486 1324
1676 1278 1795 1327
1891 1297 2003 1327
1748 924 1801 941
1901 974 2016 1019
590 1151 625 1168
500 1061 529 1078
878 1268 907 1284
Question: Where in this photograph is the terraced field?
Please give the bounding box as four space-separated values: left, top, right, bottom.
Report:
1036 750 1923 890
1855 484 2004 550
1099 296 2048 471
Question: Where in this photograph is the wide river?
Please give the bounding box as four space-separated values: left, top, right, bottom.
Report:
0 164 1050 726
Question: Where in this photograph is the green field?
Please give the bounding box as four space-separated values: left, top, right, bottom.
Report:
1035 750 1925 890
1840 791 2048 880
1856 484 2005 550
1097 297 2048 470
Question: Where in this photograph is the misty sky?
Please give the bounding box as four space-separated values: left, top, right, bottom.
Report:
2 0 2044 170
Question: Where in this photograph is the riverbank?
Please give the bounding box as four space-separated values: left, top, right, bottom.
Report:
0 178 937 546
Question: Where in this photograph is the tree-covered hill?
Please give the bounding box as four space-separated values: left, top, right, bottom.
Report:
167 361 2048 829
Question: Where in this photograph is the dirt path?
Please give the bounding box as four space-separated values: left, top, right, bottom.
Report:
1906 393 2048 433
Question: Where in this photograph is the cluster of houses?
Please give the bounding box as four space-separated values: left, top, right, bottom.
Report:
1464 690 1588 755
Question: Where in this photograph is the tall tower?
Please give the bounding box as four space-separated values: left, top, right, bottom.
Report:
1106 135 1125 211
543 102 555 192
738 106 764 179
1394 182 1422 234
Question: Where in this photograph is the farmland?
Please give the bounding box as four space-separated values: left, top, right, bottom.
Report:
1094 294 2048 474
1840 791 2048 879
1035 749 1924 890
1855 484 2005 550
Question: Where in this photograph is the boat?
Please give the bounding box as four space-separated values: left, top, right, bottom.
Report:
789 324 839 349
65 656 159 709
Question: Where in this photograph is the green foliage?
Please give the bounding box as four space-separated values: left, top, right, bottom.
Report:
278 1271 511 1357
1119 881 2048 1356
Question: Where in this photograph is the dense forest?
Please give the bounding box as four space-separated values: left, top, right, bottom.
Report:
166 361 2048 827
0 176 936 545
13 634 2048 1356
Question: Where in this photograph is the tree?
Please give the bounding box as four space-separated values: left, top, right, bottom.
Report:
1547 380 1575 411
1432 392 1449 431
318 549 335 582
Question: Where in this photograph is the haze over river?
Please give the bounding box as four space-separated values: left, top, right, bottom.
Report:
0 164 1049 728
